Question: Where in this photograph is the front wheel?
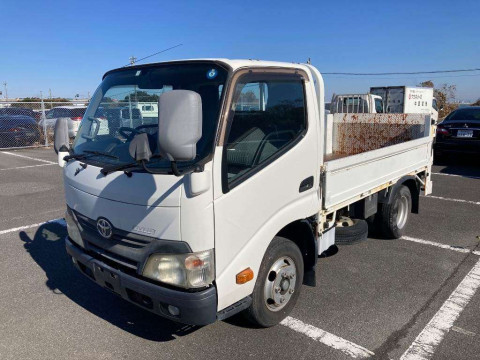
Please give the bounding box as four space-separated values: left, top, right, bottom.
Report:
244 236 304 327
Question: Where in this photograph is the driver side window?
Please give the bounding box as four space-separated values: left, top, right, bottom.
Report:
225 74 307 188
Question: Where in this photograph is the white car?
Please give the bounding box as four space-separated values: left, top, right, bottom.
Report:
39 106 86 137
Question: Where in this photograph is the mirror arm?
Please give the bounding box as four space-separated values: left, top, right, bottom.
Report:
171 161 181 176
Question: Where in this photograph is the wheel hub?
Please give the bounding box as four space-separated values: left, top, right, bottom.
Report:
264 256 297 311
396 195 409 229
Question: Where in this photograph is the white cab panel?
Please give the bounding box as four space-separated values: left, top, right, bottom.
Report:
64 161 183 207
65 183 181 240
180 161 215 252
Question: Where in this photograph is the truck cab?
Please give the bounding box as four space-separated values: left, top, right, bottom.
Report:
330 93 384 114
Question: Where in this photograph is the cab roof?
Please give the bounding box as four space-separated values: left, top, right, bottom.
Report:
103 58 312 79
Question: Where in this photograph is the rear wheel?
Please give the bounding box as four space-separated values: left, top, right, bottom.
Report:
375 185 412 239
244 236 304 327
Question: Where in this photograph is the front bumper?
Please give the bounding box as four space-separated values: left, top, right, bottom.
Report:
66 237 217 326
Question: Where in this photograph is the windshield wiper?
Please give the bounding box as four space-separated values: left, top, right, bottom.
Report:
100 161 140 176
63 150 118 162
83 150 119 159
100 155 164 176
63 153 87 161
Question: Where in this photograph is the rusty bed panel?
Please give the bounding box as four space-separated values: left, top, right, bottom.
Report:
332 113 428 157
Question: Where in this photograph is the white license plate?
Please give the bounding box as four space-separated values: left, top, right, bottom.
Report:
457 130 473 138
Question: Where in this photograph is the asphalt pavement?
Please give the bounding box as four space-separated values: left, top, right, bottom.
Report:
0 148 479 360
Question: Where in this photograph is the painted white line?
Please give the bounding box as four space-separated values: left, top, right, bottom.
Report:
422 195 480 206
0 218 65 236
401 236 479 255
281 316 374 358
0 151 56 164
432 172 480 180
400 258 480 360
0 163 55 171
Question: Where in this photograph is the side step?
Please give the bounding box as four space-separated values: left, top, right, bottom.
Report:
217 296 252 321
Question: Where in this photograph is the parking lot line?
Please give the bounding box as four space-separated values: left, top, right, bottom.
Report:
0 163 55 171
0 151 56 164
422 195 480 206
281 316 375 359
0 218 64 236
432 172 480 180
401 236 479 255
400 258 480 360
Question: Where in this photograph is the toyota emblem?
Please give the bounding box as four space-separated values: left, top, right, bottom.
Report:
97 218 113 239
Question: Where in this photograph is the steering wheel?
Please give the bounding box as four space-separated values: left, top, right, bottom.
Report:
135 124 157 132
118 127 142 140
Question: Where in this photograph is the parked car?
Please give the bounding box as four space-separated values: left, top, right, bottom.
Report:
435 106 480 157
39 106 87 137
0 115 41 147
0 107 37 119
33 110 44 122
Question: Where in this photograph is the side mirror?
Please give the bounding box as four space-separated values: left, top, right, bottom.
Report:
157 90 202 162
53 117 70 167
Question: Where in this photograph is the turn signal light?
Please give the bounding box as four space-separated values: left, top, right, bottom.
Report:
236 268 254 284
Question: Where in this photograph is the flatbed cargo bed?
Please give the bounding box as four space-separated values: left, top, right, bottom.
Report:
321 113 433 212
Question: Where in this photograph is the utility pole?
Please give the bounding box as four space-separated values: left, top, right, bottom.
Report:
129 56 137 66
3 82 7 100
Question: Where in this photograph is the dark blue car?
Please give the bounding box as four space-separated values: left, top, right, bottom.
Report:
0 115 41 148
435 106 480 158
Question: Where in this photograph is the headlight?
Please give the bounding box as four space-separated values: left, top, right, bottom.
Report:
143 249 214 289
65 209 84 247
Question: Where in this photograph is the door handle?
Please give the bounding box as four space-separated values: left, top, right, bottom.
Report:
299 176 314 193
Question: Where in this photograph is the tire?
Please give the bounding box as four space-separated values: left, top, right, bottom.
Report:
335 218 368 245
243 236 304 327
375 185 412 239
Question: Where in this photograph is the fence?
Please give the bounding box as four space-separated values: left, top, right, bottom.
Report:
0 100 88 150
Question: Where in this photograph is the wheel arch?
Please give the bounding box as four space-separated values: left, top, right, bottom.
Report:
277 218 317 270
378 175 420 213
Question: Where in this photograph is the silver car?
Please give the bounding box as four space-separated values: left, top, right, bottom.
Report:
39 106 86 138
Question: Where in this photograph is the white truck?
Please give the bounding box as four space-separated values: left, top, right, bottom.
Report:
330 93 384 114
370 86 439 122
53 59 435 327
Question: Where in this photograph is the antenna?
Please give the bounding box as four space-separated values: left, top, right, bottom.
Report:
124 44 183 67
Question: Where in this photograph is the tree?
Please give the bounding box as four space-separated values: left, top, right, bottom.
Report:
124 91 159 103
418 81 458 119
472 99 480 106
240 90 258 103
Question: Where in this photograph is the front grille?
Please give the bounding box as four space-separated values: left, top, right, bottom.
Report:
68 207 192 274
88 242 138 269
75 212 152 250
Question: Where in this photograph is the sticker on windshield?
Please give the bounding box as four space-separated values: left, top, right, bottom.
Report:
206 68 218 79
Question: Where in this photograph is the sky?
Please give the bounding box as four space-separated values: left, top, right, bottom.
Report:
1 0 479 102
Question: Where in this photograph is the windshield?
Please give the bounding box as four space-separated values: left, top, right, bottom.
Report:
445 108 480 121
374 98 384 113
73 62 228 171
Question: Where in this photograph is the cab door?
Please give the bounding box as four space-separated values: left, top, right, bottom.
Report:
212 69 319 310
